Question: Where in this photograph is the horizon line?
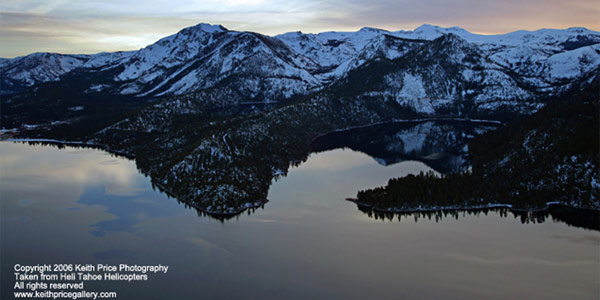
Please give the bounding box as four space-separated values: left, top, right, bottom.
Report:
2 22 598 59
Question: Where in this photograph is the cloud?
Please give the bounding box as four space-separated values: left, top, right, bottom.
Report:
0 12 200 56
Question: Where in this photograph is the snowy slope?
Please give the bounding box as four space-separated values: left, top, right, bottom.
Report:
276 27 388 68
276 27 423 81
80 23 323 100
391 25 600 91
0 53 90 93
2 23 599 114
83 51 136 68
392 24 600 48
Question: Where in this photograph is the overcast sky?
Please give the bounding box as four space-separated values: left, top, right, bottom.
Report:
1 0 598 58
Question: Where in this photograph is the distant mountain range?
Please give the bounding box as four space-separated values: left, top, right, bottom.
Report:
2 24 599 114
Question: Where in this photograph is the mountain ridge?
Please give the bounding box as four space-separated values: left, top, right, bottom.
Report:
2 23 598 100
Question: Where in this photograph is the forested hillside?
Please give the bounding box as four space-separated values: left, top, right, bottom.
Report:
355 83 599 212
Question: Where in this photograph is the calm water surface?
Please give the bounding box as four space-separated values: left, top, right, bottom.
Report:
1 142 598 299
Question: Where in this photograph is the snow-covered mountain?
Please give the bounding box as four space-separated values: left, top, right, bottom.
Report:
2 23 599 113
0 51 135 94
277 24 600 81
0 53 89 94
2 23 323 102
277 25 600 114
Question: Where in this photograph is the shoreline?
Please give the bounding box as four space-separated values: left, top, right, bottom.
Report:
3 139 597 222
2 138 136 160
345 197 600 214
310 117 503 141
2 139 269 220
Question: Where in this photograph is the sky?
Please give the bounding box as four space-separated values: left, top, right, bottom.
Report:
1 0 598 58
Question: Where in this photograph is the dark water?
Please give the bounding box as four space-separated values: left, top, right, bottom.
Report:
1 139 599 299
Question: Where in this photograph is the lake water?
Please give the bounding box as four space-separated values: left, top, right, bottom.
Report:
1 141 599 299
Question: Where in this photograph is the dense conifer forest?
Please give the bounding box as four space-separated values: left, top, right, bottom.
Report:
355 84 599 213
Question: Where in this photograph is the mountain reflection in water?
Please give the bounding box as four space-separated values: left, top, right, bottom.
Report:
2 142 599 299
9 120 597 229
311 120 499 174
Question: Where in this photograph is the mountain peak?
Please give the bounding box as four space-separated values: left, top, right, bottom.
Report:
359 26 386 33
188 23 228 33
414 24 468 34
414 24 441 32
